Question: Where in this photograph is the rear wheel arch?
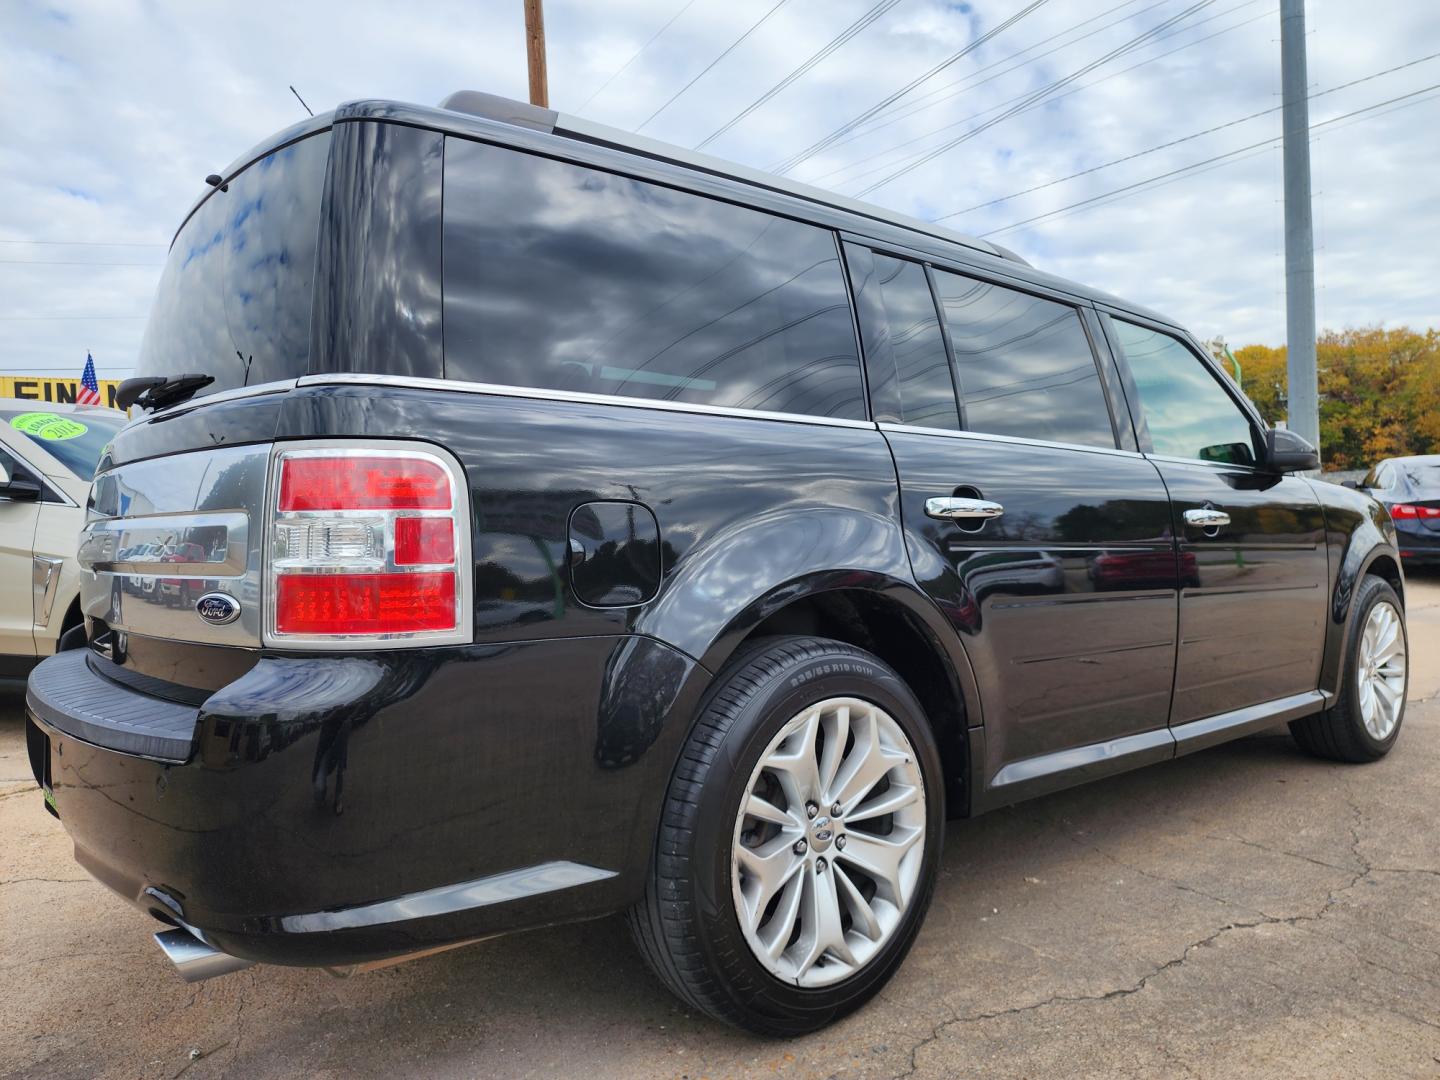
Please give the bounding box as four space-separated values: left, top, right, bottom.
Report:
700 578 977 817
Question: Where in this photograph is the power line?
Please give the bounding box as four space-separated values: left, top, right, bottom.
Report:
576 0 704 113
695 0 906 150
802 0 1176 176
636 0 796 132
770 0 1055 176
854 0 1221 196
810 0 1262 186
935 50 1440 221
978 80 1440 237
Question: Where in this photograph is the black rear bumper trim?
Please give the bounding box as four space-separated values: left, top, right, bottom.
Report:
26 650 199 763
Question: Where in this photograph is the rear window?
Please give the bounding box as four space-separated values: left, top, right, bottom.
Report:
441 139 866 420
137 131 331 396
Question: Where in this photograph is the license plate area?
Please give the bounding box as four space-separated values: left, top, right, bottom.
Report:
24 714 57 818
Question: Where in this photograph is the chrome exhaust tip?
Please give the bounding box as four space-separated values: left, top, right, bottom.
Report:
153 927 255 983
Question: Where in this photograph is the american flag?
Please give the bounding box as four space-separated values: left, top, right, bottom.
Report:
77 352 101 405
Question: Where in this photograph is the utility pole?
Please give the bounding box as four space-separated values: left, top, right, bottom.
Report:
1280 0 1319 459
524 0 549 108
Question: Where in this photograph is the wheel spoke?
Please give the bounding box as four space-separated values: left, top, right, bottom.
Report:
794 867 853 978
846 782 922 824
817 704 850 800
837 826 923 906
834 863 883 941
735 838 803 932
758 871 805 960
830 709 908 811
746 793 795 829
766 708 823 807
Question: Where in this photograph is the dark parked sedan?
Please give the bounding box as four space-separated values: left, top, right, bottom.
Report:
1353 456 1440 566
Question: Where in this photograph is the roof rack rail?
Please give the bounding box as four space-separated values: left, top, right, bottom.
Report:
437 90 1028 268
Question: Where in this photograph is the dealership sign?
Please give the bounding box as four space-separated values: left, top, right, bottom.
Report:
2 375 124 410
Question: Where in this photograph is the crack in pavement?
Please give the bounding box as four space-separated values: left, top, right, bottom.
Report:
0 876 92 886
895 785 1382 1078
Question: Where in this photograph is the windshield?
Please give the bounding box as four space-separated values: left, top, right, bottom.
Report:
3 408 126 481
136 130 331 397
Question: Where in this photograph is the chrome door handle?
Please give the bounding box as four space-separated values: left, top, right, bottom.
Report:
925 497 1005 521
1184 508 1231 529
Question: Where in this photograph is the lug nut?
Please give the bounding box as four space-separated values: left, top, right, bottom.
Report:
831 802 843 817
815 857 828 873
805 801 819 819
836 834 847 851
792 838 808 856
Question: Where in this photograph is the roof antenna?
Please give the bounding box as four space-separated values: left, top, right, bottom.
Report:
289 84 314 117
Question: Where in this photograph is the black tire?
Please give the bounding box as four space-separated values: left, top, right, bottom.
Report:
1290 574 1407 763
627 635 945 1035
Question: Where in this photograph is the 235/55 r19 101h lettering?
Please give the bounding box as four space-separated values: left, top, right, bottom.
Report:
627 636 945 1035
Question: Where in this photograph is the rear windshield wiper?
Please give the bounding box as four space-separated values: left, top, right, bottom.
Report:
116 373 214 412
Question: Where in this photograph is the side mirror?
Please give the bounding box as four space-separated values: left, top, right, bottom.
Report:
1341 479 1360 490
1264 428 1320 474
0 461 42 501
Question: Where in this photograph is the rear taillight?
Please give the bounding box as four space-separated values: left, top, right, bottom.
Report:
1390 503 1440 520
267 446 469 646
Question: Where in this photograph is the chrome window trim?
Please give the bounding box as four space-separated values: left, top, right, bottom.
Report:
877 422 1142 460
295 373 880 430
1144 452 1265 474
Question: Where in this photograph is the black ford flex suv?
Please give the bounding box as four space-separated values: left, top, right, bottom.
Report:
25 91 1408 1035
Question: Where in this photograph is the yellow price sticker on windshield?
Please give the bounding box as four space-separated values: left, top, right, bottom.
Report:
10 413 89 440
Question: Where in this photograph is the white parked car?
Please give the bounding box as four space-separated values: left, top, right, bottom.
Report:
0 402 127 679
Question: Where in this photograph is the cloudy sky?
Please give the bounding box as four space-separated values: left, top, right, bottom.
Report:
2 0 1437 382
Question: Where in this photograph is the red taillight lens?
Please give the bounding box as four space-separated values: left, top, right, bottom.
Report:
276 573 456 635
1390 503 1440 520
279 456 452 511
394 516 455 565
270 446 466 643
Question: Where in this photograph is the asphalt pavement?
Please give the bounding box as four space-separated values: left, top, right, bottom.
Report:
3 573 1438 1079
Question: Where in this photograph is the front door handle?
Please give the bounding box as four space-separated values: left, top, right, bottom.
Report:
1183 508 1231 529
925 497 1005 521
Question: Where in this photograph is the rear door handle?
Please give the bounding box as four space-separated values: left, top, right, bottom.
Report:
925 497 1005 521
1183 508 1231 529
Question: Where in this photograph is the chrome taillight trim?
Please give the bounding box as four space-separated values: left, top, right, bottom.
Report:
263 441 473 650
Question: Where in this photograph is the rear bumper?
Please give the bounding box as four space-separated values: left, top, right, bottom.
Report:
25 635 704 967
1396 520 1440 565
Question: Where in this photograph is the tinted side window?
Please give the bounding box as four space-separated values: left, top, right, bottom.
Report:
442 140 865 420
1111 320 1257 466
846 246 958 429
932 270 1115 448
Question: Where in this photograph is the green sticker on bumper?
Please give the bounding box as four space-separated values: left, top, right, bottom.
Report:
11 412 88 440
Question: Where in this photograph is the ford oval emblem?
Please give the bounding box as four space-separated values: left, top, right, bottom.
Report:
195 592 241 626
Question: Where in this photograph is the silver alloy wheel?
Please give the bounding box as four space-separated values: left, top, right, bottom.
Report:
1357 600 1406 740
730 696 926 988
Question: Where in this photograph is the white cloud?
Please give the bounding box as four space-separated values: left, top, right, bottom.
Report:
1 0 1436 383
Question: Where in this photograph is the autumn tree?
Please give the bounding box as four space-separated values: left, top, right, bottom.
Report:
1230 327 1440 470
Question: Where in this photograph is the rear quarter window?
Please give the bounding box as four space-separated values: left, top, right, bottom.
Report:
441 139 866 420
